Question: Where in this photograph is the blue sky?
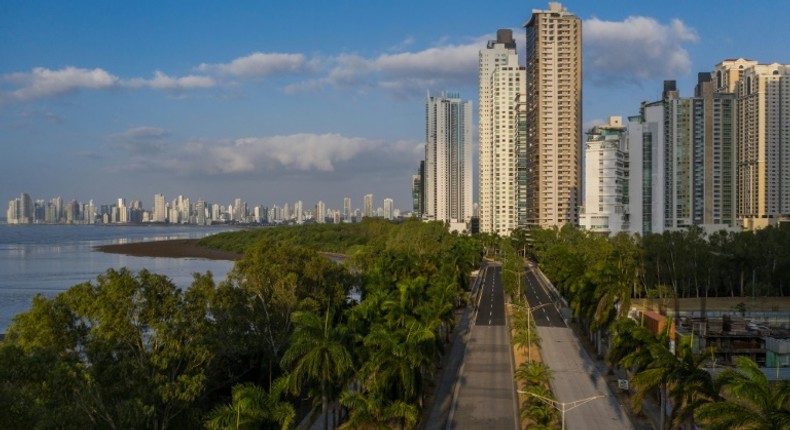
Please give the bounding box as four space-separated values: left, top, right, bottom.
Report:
2 1 789 213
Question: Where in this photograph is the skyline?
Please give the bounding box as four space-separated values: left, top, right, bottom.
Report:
3 1 790 209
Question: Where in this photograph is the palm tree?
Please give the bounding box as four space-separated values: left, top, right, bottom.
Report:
607 318 652 374
695 356 790 430
519 384 559 428
615 320 672 429
338 391 418 430
280 309 353 430
514 362 553 391
665 340 717 429
205 381 295 430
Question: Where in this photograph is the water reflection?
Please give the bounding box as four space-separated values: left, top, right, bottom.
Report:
0 224 236 331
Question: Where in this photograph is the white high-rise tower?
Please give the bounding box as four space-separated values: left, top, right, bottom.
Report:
425 92 473 223
479 29 522 235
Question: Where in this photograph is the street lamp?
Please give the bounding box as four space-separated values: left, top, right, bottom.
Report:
510 301 553 362
519 390 606 430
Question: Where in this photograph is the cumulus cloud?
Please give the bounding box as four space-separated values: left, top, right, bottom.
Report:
7 66 119 101
126 71 216 92
197 52 309 77
183 133 378 174
285 36 485 98
2 66 217 102
585 16 698 85
108 133 421 181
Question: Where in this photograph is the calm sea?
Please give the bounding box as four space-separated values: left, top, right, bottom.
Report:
0 224 237 332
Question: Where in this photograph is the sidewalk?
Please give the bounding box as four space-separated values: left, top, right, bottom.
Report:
422 267 483 430
422 304 475 430
567 321 658 430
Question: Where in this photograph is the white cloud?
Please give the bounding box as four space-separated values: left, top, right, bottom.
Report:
8 66 119 101
585 16 698 84
375 43 479 78
148 71 216 90
197 52 308 77
126 71 216 91
2 67 216 102
108 133 421 180
285 36 486 98
188 133 377 174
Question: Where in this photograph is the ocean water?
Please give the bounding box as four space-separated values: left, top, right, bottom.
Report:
0 224 237 332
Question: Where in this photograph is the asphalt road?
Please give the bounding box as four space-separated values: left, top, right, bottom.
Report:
523 264 566 327
525 262 634 430
447 264 518 430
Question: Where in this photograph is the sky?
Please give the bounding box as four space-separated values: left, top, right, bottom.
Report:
2 0 789 213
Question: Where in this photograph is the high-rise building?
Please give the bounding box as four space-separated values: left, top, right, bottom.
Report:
424 92 473 223
343 197 352 222
363 194 373 218
85 200 96 224
579 117 628 235
195 199 207 225
383 198 394 220
316 200 326 224
295 200 304 224
696 72 738 229
479 29 523 235
623 78 739 236
733 62 790 229
412 161 424 217
153 193 167 223
6 199 19 224
524 2 583 227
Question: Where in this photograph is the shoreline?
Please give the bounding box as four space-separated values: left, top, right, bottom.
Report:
95 239 242 261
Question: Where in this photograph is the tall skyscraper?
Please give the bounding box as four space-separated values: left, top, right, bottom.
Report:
153 193 167 223
316 200 326 224
424 92 473 223
363 194 373 218
383 198 394 220
524 2 583 227
295 200 304 224
343 197 352 222
478 29 523 235
696 72 738 229
733 62 790 229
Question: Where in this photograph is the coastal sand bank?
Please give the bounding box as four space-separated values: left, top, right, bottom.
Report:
96 239 242 261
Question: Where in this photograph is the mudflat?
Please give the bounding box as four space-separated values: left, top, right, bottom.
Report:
96 239 241 261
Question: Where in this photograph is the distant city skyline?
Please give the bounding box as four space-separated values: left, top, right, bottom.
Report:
3 1 790 210
5 190 398 225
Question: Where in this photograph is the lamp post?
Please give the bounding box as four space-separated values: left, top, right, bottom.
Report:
519 391 606 430
510 301 553 362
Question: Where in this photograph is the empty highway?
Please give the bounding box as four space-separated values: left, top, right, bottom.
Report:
447 264 518 430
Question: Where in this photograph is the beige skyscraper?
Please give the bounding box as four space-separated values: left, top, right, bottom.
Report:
363 194 373 218
524 2 582 227
478 29 523 235
733 62 790 229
